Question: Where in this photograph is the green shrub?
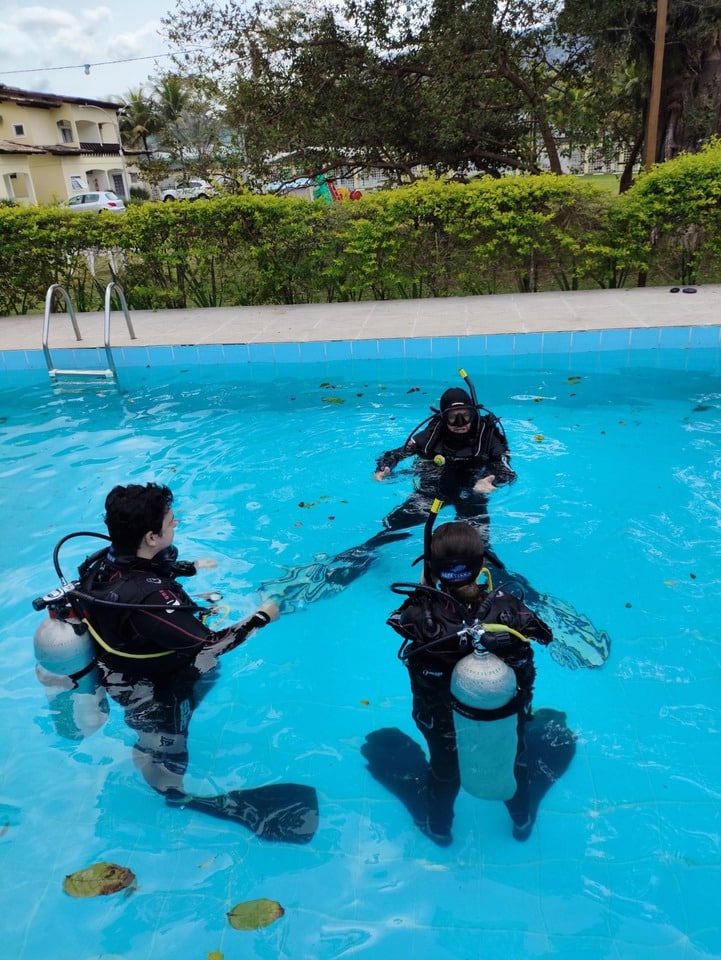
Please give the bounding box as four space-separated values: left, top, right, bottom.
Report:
2 149 721 315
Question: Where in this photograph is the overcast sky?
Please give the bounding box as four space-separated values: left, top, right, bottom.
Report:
0 1 184 102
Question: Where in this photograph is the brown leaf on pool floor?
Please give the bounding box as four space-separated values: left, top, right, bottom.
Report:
227 898 285 930
63 862 136 898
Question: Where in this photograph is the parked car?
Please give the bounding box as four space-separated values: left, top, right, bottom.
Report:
65 191 126 213
161 179 216 201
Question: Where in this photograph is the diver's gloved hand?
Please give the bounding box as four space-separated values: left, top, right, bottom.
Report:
221 601 280 653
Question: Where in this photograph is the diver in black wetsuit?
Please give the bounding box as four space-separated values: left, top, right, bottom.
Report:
262 371 515 609
391 521 551 844
62 482 317 844
373 377 516 512
363 518 575 847
374 379 515 542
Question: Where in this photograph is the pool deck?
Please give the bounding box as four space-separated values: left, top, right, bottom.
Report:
2 285 721 352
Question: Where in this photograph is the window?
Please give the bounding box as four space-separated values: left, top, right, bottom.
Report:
57 120 74 144
12 123 25 137
70 175 86 190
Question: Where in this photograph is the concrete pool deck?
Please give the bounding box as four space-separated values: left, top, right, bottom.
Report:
1 285 721 353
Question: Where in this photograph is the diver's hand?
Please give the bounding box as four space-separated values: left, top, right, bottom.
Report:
374 466 391 481
193 557 218 570
258 600 280 622
473 474 497 494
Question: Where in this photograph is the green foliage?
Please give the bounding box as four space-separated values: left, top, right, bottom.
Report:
614 140 721 283
3 149 721 315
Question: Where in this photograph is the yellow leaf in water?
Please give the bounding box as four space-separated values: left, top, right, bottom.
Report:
208 952 224 960
228 898 285 930
534 435 544 442
63 862 136 898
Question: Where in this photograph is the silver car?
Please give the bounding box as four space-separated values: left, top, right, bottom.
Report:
66 191 126 213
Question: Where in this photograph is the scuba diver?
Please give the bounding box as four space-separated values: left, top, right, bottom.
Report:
262 369 512 608
31 482 318 845
374 369 515 536
362 509 575 846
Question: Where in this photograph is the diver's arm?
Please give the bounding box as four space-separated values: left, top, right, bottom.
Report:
205 600 280 657
374 441 417 480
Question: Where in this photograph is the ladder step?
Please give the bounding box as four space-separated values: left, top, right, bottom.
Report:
49 369 115 378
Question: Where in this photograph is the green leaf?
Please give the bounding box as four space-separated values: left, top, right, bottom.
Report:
227 897 285 930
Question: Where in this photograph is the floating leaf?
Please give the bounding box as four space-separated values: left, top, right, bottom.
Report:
208 952 224 960
228 898 285 930
663 580 676 586
321 396 345 404
63 862 136 898
533 435 544 442
567 376 582 385
360 699 370 706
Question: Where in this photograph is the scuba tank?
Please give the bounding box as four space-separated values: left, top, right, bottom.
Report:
32 536 113 741
33 607 108 741
450 648 519 801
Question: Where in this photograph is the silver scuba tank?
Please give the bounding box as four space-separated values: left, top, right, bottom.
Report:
33 614 108 740
450 649 519 801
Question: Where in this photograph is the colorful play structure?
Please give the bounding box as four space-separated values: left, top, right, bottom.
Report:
312 174 362 203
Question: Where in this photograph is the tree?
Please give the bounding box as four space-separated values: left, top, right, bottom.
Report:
560 0 721 183
120 74 243 184
164 0 591 182
118 86 159 156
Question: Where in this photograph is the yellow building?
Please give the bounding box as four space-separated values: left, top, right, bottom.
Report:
0 84 131 205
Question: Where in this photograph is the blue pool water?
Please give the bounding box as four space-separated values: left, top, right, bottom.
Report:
1 346 720 960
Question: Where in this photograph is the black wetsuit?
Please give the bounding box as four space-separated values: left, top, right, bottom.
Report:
80 549 270 794
376 412 516 536
388 585 551 834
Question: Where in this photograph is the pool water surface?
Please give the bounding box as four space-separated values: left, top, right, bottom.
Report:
1 348 720 960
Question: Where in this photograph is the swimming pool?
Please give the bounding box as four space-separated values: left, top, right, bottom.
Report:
1 345 720 960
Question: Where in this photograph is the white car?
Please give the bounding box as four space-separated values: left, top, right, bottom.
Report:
66 190 126 213
161 179 216 201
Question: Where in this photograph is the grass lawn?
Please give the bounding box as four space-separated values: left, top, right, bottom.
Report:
576 172 622 194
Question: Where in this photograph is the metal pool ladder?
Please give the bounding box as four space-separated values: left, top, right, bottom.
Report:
42 282 137 380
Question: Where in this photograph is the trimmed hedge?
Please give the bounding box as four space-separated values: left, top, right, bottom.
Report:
2 142 721 315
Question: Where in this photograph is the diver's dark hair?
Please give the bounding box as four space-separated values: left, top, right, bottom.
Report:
104 483 174 554
430 522 485 604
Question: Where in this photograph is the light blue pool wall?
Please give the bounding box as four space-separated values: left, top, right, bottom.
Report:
2 324 720 373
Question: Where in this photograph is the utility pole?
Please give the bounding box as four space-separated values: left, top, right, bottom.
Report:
644 0 669 171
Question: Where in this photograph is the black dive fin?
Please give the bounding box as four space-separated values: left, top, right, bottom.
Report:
262 530 412 612
485 556 611 670
361 727 430 828
166 783 319 844
505 709 576 841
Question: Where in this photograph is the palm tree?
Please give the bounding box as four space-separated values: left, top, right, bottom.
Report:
118 87 159 156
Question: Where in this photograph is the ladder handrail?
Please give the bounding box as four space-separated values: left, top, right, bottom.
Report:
42 282 138 380
104 282 136 345
42 285 82 373
103 282 136 377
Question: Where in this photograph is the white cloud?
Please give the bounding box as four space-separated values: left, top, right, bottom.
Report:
0 2 172 97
